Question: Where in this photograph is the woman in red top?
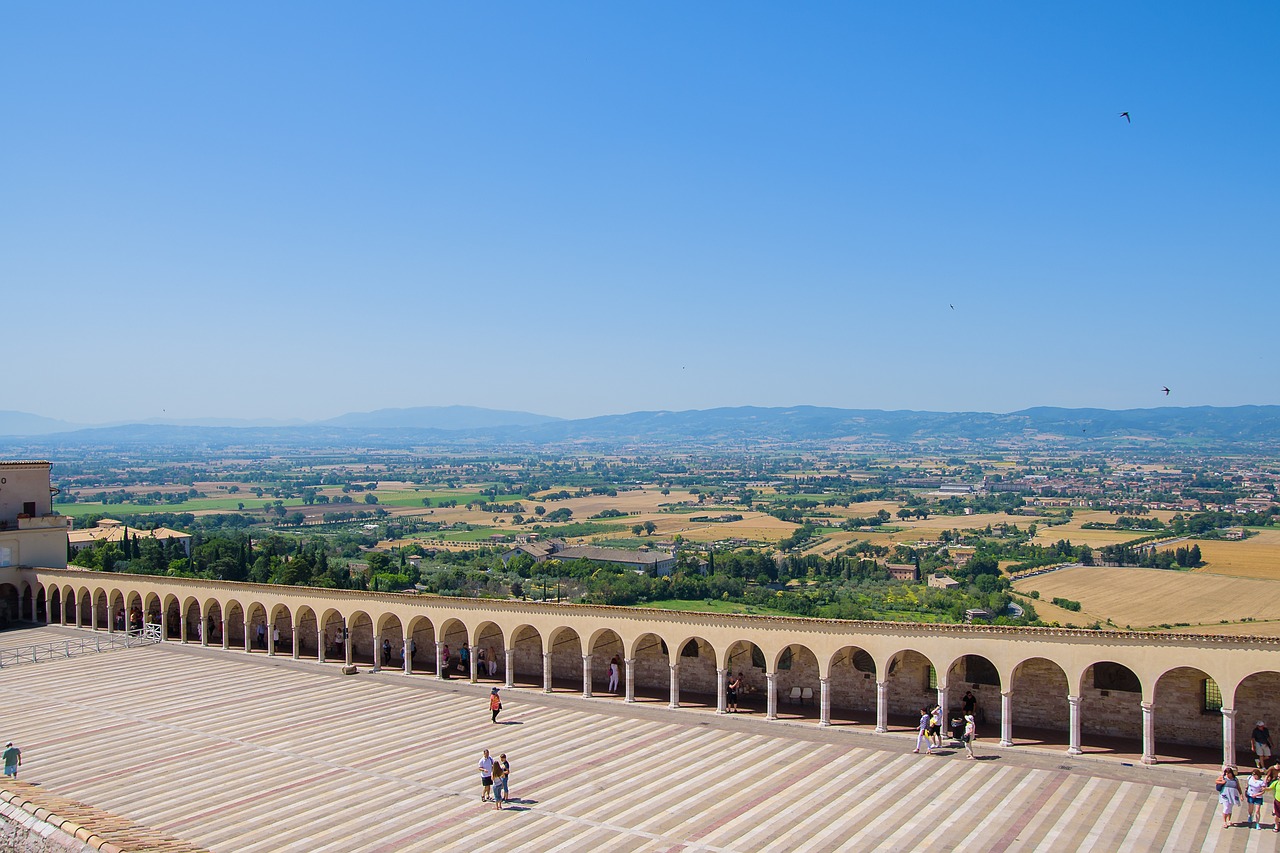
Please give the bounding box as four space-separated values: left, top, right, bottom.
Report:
490 688 502 724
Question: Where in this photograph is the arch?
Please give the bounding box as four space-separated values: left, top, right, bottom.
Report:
182 596 202 643
375 613 404 669
827 644 878 727
294 605 318 659
774 643 821 721
203 598 224 646
1233 672 1280 767
405 615 435 674
437 618 470 677
472 620 504 682
1010 657 1070 745
319 608 346 663
125 590 143 631
268 604 293 656
1078 660 1143 745
21 582 34 622
724 640 768 712
162 594 181 639
546 625 582 692
143 592 162 628
35 585 47 623
60 587 75 624
883 649 939 731
93 588 110 630
246 602 269 650
0 583 17 628
627 631 670 702
77 586 92 626
109 589 126 631
224 599 246 649
671 635 718 708
509 624 542 687
945 654 1002 734
347 609 373 665
1153 666 1220 752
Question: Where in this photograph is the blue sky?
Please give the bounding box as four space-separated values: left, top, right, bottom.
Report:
3 3 1276 422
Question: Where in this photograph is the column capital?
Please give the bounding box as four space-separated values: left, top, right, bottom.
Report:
1141 701 1154 712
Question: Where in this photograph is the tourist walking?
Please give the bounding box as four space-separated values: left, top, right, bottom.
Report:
478 749 494 802
381 638 392 666
727 672 743 713
1218 766 1242 829
1254 722 1273 769
608 657 620 693
962 714 977 759
459 643 470 676
2 743 20 780
256 622 266 650
490 688 502 723
1247 768 1267 827
927 705 943 750
441 644 450 679
487 646 498 677
913 708 932 754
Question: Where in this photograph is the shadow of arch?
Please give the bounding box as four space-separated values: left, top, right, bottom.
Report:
546 626 582 692
1079 660 1143 749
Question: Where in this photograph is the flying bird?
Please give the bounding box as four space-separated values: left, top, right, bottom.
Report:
949 304 955 310
1120 111 1131 123
1161 386 1170 395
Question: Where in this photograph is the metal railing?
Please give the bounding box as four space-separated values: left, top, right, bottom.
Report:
0 623 163 669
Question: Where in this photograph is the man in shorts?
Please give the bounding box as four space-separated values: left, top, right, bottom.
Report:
2 743 20 780
1253 721 1273 769
478 749 494 802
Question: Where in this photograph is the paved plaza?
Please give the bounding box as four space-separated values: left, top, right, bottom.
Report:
0 626 1268 852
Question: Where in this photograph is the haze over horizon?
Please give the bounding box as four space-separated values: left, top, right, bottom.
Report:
4 3 1276 424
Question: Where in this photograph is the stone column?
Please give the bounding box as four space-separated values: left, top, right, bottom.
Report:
45 596 53 625
1067 695 1083 755
435 642 446 680
1141 701 1157 765
1000 691 1014 747
716 669 728 715
222 618 230 651
370 634 380 672
505 649 515 688
819 677 831 727
343 628 353 667
543 652 553 693
765 672 778 721
625 658 636 703
582 654 593 698
935 683 949 735
200 614 209 648
243 618 251 653
267 624 275 657
292 629 299 661
875 681 889 733
403 634 413 675
1222 707 1237 768
317 627 326 664
669 664 681 709
90 602 97 631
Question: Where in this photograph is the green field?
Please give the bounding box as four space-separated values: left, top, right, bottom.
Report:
633 598 794 618
56 496 283 518
373 490 526 508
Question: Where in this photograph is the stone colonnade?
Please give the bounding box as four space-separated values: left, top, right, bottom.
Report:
12 567 1280 767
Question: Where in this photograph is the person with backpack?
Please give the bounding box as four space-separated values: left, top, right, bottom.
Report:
490 687 502 724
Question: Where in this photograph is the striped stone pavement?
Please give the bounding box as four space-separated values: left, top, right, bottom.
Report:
0 635 1270 852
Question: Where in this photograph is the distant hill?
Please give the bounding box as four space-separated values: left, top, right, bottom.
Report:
318 405 561 430
0 411 82 436
2 405 1279 452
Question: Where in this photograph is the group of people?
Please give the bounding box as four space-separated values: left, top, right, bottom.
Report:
478 749 512 810
439 643 500 679
913 691 980 759
1217 721 1280 830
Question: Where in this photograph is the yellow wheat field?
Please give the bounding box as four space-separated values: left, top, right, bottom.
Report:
1013 565 1280 628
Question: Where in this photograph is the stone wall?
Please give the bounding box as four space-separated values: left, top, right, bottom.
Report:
1080 664 1142 739
1010 658 1070 731
1154 667 1220 749
1234 672 1280 756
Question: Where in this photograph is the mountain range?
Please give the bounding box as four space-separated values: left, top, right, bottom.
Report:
2 404 1279 452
